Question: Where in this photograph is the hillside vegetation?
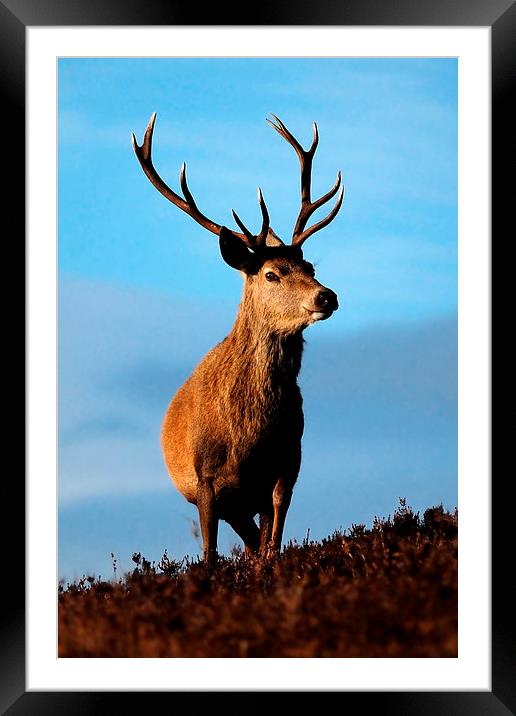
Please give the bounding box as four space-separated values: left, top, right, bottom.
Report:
58 501 457 657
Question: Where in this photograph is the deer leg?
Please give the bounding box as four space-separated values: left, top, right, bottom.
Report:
197 479 218 568
226 516 260 556
259 511 273 556
267 479 293 558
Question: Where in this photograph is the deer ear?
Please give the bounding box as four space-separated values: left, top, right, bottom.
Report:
219 227 255 273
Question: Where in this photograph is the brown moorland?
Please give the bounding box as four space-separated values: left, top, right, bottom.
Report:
58 500 457 658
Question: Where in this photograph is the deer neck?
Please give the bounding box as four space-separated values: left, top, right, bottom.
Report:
224 294 304 392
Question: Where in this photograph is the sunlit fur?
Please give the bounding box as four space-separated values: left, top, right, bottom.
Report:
162 249 337 561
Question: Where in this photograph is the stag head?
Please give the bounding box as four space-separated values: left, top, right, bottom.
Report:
132 113 344 332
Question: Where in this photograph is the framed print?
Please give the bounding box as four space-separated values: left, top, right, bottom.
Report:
5 0 510 711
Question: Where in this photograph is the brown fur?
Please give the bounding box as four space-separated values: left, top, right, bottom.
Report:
162 247 338 563
132 113 343 564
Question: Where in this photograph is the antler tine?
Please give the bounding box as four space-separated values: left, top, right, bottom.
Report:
230 187 270 250
266 114 344 245
293 185 345 247
179 162 197 210
256 188 270 246
266 114 304 161
131 110 156 162
293 170 342 238
231 209 255 243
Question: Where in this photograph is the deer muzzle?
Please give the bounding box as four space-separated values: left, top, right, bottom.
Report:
304 288 339 321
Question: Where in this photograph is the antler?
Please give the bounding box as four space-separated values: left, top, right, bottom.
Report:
266 114 344 247
231 188 270 248
132 113 270 249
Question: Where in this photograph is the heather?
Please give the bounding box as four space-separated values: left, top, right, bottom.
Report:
59 501 457 658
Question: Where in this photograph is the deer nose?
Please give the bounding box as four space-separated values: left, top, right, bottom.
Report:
315 289 338 312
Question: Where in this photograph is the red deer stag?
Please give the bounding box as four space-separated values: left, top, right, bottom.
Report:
132 113 344 565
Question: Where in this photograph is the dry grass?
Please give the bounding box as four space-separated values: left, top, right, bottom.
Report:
58 500 457 657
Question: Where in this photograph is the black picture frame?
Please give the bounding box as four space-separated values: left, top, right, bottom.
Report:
5 0 509 711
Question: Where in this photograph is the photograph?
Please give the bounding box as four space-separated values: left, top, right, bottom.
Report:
57 56 459 659
5 3 504 704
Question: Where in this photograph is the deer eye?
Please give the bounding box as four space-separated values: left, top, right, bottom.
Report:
265 271 280 282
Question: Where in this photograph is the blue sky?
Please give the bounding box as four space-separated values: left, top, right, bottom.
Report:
58 58 457 580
